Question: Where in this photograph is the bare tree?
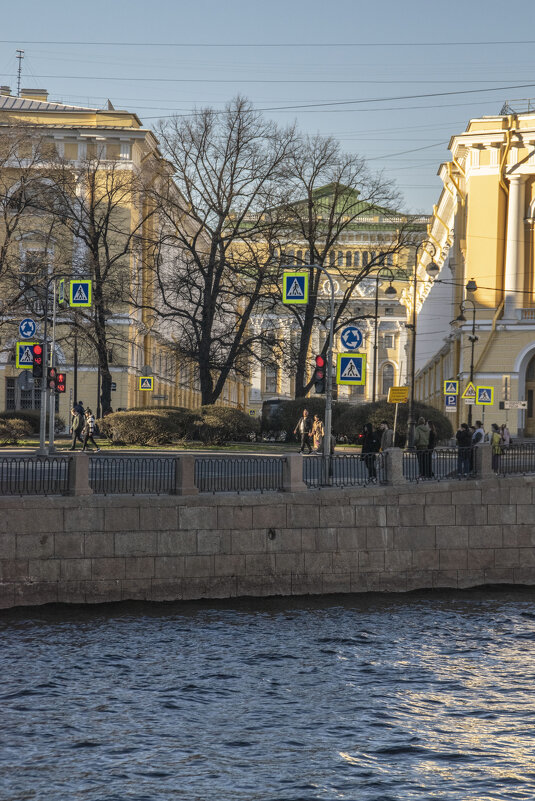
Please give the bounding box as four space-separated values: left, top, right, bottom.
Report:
150 97 296 406
275 134 418 397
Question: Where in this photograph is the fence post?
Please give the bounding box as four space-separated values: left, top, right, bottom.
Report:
385 447 405 486
173 455 199 495
283 454 307 492
67 453 93 496
474 443 493 479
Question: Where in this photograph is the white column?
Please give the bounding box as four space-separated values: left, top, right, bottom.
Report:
503 174 526 319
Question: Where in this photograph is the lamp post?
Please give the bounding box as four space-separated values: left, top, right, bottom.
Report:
372 267 397 403
455 291 478 427
407 241 439 448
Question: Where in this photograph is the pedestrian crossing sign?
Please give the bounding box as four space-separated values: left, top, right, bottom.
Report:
461 382 477 400
476 385 494 405
336 352 366 385
16 342 36 369
139 376 154 391
69 280 92 307
282 272 308 304
444 380 458 395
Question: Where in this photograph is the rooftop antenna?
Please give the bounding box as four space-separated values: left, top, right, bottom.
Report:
16 49 24 97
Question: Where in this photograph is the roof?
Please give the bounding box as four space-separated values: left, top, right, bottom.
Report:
0 94 99 113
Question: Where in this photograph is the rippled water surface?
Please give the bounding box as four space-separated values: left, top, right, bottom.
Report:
2 591 535 800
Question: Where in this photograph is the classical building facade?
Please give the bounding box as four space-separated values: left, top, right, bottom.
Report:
412 107 535 435
0 87 248 419
248 196 429 414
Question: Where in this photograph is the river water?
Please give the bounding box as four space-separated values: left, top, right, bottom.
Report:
2 590 535 801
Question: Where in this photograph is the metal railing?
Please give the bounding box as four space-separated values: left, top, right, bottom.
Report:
403 447 473 482
495 444 535 476
0 456 70 495
89 456 176 495
303 453 386 488
195 456 285 493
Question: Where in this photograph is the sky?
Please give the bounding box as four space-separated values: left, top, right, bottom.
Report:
1 0 535 214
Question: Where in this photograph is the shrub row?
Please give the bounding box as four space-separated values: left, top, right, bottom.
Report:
0 418 33 445
262 399 453 445
0 410 66 434
98 405 260 446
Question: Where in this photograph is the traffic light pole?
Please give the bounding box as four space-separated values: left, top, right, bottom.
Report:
48 281 58 453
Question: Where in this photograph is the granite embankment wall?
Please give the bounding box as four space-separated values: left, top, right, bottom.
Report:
2 474 535 609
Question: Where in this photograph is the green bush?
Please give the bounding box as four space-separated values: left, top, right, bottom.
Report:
197 405 259 445
334 400 453 445
0 418 32 445
99 405 259 446
0 410 65 434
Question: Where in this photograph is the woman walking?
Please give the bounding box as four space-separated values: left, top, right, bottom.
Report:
312 415 324 453
82 408 100 452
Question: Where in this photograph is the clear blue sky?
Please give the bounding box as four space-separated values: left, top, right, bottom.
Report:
2 0 534 213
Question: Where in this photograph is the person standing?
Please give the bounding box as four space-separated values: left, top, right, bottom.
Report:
501 423 511 449
68 407 84 450
312 414 324 453
413 417 430 478
472 420 485 445
361 422 380 482
82 408 100 452
379 420 394 451
490 423 502 472
456 422 472 476
293 409 313 454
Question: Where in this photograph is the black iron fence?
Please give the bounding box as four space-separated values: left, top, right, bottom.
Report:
0 456 70 495
303 453 386 488
89 456 176 495
194 456 285 493
403 448 473 482
495 444 535 476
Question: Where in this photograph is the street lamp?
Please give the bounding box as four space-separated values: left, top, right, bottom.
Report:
407 241 439 448
372 266 397 403
455 290 478 427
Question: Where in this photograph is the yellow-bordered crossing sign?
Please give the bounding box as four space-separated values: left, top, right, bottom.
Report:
336 352 366 385
139 376 154 391
282 272 308 304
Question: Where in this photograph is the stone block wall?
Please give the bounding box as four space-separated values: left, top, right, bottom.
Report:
1 475 535 609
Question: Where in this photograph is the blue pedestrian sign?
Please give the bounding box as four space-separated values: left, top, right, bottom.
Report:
19 318 36 339
70 280 92 307
476 385 494 405
282 272 308 305
340 326 363 351
16 341 36 369
443 380 459 396
139 376 154 391
445 394 458 412
336 352 366 385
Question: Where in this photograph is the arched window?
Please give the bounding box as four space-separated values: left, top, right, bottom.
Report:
362 251 369 267
329 251 335 266
296 250 303 262
381 363 395 395
345 251 352 267
353 251 360 267
337 251 343 266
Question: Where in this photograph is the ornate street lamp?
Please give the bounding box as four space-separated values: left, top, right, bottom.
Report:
455 284 478 426
372 267 397 403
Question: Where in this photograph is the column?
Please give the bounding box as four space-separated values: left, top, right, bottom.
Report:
503 174 526 320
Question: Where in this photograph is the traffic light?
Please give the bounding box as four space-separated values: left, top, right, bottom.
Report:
32 343 44 379
47 366 58 391
313 354 326 394
56 372 66 393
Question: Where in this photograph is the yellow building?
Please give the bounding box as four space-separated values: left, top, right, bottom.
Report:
0 87 248 421
412 106 535 435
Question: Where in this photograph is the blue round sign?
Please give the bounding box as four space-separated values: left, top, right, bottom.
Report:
19 318 36 339
340 326 363 351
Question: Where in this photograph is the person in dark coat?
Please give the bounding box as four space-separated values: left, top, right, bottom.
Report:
68 407 84 450
361 422 380 481
293 409 313 454
81 408 100 452
456 422 472 476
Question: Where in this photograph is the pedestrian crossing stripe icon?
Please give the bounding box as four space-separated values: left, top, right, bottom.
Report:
282 272 308 304
476 385 494 405
16 342 36 369
69 280 92 307
443 380 459 395
139 376 154 391
461 382 477 399
336 352 366 385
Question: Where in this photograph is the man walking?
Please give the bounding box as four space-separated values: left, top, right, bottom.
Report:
293 408 313 454
68 407 84 450
379 420 394 451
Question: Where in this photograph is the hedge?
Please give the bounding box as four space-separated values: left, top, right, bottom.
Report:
98 405 259 446
0 418 33 445
262 398 453 445
0 410 66 434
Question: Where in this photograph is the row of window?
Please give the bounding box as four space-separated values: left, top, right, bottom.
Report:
18 141 132 162
264 363 395 395
281 249 394 268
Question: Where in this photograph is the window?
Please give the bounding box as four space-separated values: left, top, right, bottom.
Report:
296 250 303 263
353 251 360 267
337 251 343 266
385 308 394 316
106 142 121 160
265 367 278 394
5 376 55 411
329 251 335 266
345 251 352 267
20 249 51 314
382 364 394 395
64 142 78 160
362 251 369 267
383 334 393 348
386 253 394 266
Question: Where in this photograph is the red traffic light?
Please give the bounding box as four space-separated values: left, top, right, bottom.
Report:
33 344 42 356
315 355 325 368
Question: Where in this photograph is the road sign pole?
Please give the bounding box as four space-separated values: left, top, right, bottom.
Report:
37 287 49 455
48 280 58 453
